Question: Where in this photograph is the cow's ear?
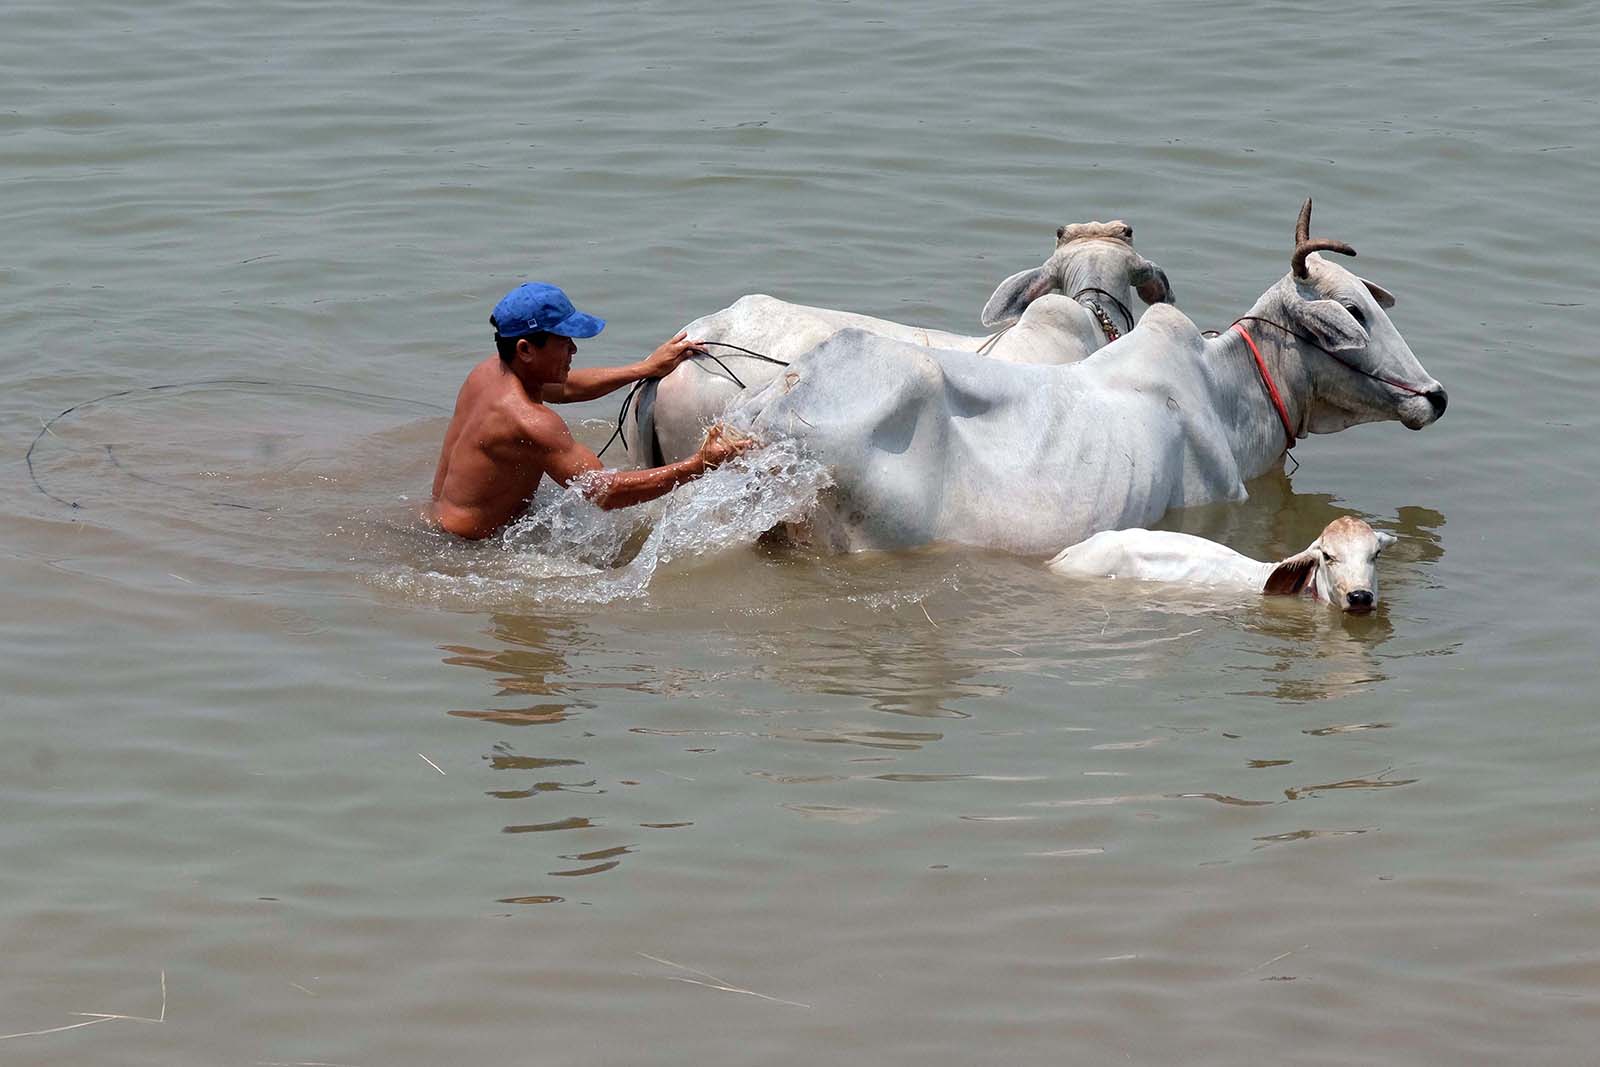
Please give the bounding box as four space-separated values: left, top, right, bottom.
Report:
1375 531 1398 552
981 266 1057 328
1134 257 1175 305
1359 276 1396 309
1293 298 1369 352
1264 548 1318 595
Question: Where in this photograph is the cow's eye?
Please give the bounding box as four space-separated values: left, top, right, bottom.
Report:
1343 303 1367 327
1322 552 1339 565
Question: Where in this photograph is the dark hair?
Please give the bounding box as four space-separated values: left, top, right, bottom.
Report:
495 330 550 365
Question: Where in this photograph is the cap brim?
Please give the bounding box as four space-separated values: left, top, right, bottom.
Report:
548 310 605 338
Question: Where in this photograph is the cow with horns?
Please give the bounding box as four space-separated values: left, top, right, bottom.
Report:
727 200 1447 554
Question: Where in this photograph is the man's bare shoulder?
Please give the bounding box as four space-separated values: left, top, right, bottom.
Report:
457 364 560 439
456 357 508 399
509 397 572 446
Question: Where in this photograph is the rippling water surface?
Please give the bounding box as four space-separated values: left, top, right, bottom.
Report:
4 1 1598 1064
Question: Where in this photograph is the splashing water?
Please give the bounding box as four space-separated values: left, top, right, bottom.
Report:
378 435 831 607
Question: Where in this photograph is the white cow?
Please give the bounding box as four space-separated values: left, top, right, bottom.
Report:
729 200 1448 555
627 222 1172 467
1047 516 1397 613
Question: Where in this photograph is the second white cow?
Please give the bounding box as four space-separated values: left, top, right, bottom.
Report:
629 221 1172 466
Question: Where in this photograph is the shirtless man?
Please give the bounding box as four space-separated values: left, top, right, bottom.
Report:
430 282 755 540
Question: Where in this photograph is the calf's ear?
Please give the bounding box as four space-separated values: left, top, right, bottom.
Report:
1359 276 1396 309
981 265 1058 328
1135 258 1175 305
1264 549 1318 596
1375 531 1398 552
1293 298 1370 352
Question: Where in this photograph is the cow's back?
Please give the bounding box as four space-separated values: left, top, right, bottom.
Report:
1047 529 1262 588
638 295 986 467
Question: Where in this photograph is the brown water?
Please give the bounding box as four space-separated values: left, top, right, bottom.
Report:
4 1 1599 1063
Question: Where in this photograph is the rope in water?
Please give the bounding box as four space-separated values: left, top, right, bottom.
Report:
26 378 448 512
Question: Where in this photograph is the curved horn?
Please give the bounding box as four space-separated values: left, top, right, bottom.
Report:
1292 238 1356 280
1295 198 1313 246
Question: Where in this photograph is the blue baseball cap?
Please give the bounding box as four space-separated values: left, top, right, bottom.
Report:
490 282 606 340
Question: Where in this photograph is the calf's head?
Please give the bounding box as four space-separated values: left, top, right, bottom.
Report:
981 220 1174 328
1264 516 1397 613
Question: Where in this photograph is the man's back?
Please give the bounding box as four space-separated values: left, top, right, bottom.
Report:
431 358 553 539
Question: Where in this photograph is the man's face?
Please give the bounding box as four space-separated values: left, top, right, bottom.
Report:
522 333 577 380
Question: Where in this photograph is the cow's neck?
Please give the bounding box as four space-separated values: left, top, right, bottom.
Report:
1202 313 1312 481
1063 250 1134 326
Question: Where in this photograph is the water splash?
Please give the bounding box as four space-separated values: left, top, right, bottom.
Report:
379 436 830 607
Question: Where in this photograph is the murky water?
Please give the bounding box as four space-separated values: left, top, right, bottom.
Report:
4 1 1598 1063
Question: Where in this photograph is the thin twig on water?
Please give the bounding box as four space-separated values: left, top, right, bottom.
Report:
0 1017 115 1041
1 970 165 1042
636 952 811 1009
1243 945 1309 974
418 753 446 775
919 603 940 629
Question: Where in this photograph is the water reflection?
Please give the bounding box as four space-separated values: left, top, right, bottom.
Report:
1282 770 1419 801
435 481 1453 903
439 614 626 899
1393 504 1447 565
439 614 585 700
782 617 1003 719
449 705 570 726
1232 604 1396 703
550 845 635 878
1166 473 1446 569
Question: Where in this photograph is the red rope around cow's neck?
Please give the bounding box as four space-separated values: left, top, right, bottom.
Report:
1231 322 1297 453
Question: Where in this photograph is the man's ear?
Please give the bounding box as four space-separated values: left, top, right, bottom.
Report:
981 265 1057 328
1264 547 1319 595
1292 298 1370 352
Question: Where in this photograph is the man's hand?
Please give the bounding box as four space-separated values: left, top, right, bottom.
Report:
640 331 707 379
547 332 708 403
697 424 760 469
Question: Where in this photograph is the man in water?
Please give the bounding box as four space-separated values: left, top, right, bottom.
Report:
430 282 755 539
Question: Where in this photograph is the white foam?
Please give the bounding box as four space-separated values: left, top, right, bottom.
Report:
376 437 830 607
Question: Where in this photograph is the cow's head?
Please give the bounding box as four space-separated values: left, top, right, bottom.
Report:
1271 199 1447 433
1265 515 1396 613
981 219 1173 328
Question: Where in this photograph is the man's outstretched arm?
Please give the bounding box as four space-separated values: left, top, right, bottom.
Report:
542 331 706 404
532 412 756 511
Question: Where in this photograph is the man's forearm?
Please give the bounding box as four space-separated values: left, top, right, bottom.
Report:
544 362 650 404
583 456 708 510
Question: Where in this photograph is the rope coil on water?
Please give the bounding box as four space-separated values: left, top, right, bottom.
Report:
26 378 449 512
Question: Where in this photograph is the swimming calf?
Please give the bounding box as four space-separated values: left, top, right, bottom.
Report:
1046 516 1397 613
